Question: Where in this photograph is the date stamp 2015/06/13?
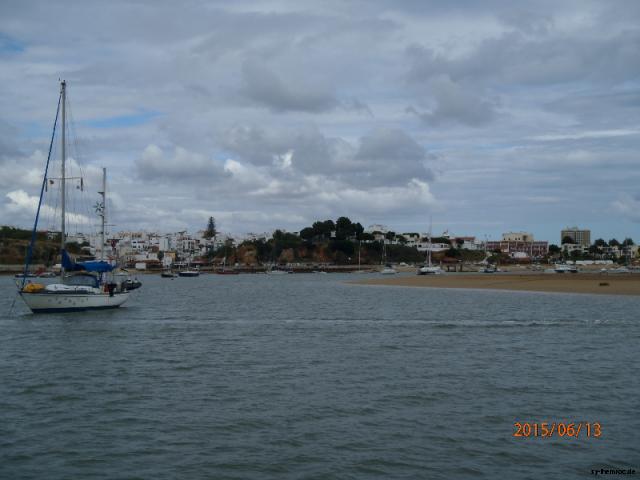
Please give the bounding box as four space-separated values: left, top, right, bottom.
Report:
513 421 602 439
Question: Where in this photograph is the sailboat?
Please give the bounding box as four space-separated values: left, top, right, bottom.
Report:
352 239 368 273
418 219 443 275
17 81 130 313
380 239 397 274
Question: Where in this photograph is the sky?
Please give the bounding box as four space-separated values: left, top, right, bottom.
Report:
1 0 639 243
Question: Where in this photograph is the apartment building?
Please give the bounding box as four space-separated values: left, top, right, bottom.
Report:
561 227 591 246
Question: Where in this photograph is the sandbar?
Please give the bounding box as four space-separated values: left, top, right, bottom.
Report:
351 273 640 296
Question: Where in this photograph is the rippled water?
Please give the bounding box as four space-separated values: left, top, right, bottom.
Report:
1 273 639 479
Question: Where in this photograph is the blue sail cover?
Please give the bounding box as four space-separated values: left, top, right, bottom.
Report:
61 249 114 273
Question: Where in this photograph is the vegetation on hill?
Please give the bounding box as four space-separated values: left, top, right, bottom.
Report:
0 227 61 265
0 226 89 265
207 216 478 266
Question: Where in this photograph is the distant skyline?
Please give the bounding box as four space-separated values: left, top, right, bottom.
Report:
1 1 639 242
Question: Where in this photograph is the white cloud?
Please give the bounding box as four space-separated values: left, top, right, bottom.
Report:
4 189 91 227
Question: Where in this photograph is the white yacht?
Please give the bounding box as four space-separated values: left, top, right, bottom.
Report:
18 81 129 313
554 264 578 273
381 265 397 275
417 219 443 275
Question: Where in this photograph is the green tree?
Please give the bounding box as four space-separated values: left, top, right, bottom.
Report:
299 227 315 241
561 235 574 244
446 246 461 258
548 244 561 254
204 216 217 239
353 222 364 239
429 237 451 245
594 238 608 247
622 238 635 246
360 232 374 242
271 230 302 260
330 239 355 257
609 238 620 247
335 216 354 240
312 220 335 239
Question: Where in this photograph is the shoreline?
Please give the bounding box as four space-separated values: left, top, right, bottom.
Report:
350 273 640 296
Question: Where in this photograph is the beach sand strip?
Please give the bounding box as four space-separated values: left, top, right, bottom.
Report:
351 273 640 296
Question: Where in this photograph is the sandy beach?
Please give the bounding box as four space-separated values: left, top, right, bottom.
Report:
351 273 640 296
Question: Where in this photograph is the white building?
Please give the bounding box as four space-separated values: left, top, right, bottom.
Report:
366 224 388 234
415 241 450 253
502 232 534 242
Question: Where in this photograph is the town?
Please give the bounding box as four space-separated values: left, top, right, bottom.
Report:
3 219 634 273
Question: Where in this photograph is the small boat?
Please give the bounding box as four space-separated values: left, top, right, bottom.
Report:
418 265 443 275
215 257 239 274
609 266 631 274
123 278 142 290
554 264 578 273
481 265 497 273
381 264 397 275
111 269 142 290
178 269 200 277
161 270 177 278
265 267 290 275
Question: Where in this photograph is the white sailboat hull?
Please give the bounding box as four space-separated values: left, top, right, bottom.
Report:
418 266 443 275
19 291 129 313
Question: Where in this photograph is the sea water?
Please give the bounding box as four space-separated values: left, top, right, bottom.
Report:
1 274 639 479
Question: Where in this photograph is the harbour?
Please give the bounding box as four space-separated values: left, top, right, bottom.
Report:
2 273 640 478
2 1 640 477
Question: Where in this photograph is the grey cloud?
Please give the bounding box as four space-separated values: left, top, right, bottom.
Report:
407 75 498 127
544 89 640 125
220 125 433 188
220 125 353 171
135 145 229 184
406 27 640 88
0 120 25 161
497 9 554 35
341 98 373 116
241 60 338 113
351 128 434 186
612 193 640 223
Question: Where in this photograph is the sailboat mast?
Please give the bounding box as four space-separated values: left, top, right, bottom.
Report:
100 167 106 261
60 80 66 277
428 217 432 267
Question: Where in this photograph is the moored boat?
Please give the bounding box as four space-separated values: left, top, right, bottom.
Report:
554 264 578 273
17 81 130 313
416 218 442 275
178 269 200 277
381 264 397 275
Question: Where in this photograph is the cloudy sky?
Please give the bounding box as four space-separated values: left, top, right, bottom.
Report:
1 0 639 242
